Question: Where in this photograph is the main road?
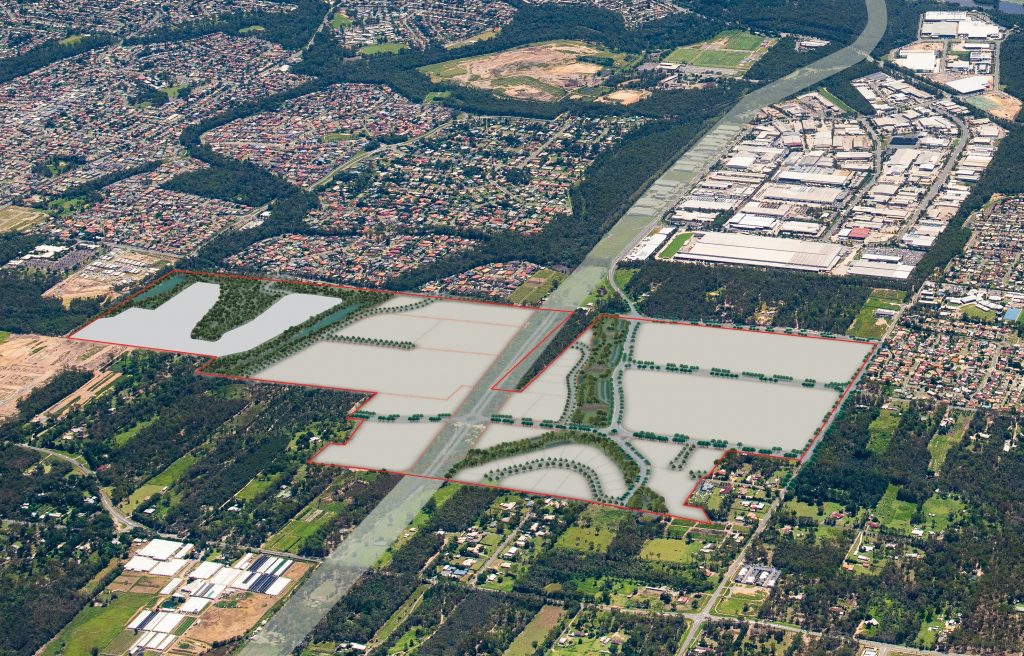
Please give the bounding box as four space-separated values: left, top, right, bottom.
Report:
240 2 888 653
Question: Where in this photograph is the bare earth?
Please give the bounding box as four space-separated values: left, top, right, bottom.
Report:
0 334 127 419
446 42 607 101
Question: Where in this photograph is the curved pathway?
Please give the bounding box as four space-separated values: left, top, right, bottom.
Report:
240 3 889 653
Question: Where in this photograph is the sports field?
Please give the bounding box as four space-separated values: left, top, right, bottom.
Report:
663 31 772 76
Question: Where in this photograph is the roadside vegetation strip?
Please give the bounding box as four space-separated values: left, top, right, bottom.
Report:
449 430 641 488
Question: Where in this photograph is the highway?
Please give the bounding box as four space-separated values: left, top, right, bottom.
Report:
240 1 890 653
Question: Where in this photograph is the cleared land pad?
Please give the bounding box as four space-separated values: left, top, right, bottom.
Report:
500 345 582 421
74 282 341 357
622 370 839 452
631 441 722 520
632 322 872 383
313 422 442 472
258 300 535 415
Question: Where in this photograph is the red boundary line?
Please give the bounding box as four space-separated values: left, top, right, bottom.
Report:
68 270 879 525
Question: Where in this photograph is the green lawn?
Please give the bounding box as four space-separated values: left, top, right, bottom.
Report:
555 507 621 553
235 474 278 501
239 25 265 33
658 232 692 259
960 303 996 322
112 417 158 447
503 605 564 656
360 42 406 55
120 452 195 514
921 494 964 532
330 11 352 28
847 289 904 339
640 538 703 564
722 31 765 51
665 47 749 68
819 87 856 114
419 59 468 81
714 589 767 617
867 409 900 454
928 413 970 473
509 268 564 305
873 485 917 533
59 34 85 46
916 617 946 648
0 331 10 345
42 592 155 656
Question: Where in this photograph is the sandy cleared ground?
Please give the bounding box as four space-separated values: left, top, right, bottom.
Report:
0 334 127 419
183 562 307 645
74 283 342 356
426 41 608 102
500 345 582 420
622 369 838 451
313 422 443 472
969 90 1022 121
632 322 872 383
456 442 629 501
599 88 651 105
630 441 723 520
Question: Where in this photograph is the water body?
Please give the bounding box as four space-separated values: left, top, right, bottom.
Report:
239 2 890 653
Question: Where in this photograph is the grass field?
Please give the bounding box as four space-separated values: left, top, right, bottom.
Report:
867 408 900 454
847 289 905 339
960 303 997 322
509 269 564 305
330 11 352 29
819 87 856 114
0 331 9 345
873 484 917 533
714 587 767 618
663 31 764 72
239 25 265 33
555 506 620 553
59 34 85 46
120 452 196 514
360 42 406 55
504 605 564 656
446 29 498 49
928 412 970 473
41 592 155 656
658 232 692 259
112 417 159 447
639 538 703 564
0 205 47 233
921 494 964 532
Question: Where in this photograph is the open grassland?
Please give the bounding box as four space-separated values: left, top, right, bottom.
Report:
867 408 901 454
360 42 405 55
555 506 621 553
640 537 704 564
873 484 917 533
928 412 971 473
119 452 196 514
0 205 47 233
504 605 565 656
41 592 155 656
657 231 692 259
509 269 563 305
847 288 905 339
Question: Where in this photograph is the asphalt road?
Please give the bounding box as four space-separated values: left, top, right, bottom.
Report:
240 1 890 652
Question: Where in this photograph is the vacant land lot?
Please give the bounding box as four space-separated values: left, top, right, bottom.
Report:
0 334 126 419
0 205 46 233
420 40 635 102
41 592 155 656
847 288 905 339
